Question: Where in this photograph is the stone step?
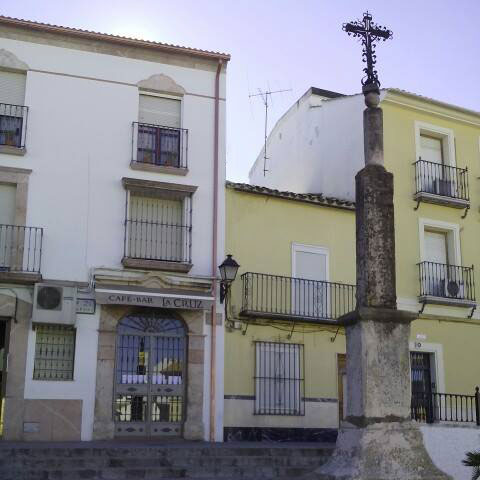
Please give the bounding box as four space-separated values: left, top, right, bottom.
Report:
0 446 331 459
4 454 328 469
0 465 325 480
0 443 334 480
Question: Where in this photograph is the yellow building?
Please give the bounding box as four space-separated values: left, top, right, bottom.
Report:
224 88 480 442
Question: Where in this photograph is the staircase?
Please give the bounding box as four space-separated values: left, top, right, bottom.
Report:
0 441 334 480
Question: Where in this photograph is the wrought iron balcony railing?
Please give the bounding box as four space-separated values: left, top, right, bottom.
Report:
0 225 43 273
418 261 475 305
0 103 28 149
414 159 469 204
241 272 356 322
124 219 192 264
411 388 480 425
132 122 188 170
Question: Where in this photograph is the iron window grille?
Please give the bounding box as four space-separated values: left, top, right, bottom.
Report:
418 261 475 302
0 225 43 273
0 103 28 149
124 193 192 264
33 325 76 381
132 122 188 170
414 159 469 202
254 341 305 416
241 272 356 322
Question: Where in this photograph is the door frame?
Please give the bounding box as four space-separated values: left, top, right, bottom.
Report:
0 317 11 438
337 353 346 426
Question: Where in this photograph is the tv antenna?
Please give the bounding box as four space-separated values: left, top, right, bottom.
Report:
249 88 291 176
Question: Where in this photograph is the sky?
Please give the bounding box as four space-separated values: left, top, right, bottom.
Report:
2 0 479 182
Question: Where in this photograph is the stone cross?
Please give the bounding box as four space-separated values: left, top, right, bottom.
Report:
312 12 451 480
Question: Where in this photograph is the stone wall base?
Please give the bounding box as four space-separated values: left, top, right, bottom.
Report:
311 421 451 480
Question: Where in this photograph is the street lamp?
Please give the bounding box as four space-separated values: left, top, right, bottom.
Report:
218 254 240 303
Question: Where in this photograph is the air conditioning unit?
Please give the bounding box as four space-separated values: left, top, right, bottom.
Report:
33 284 77 325
433 178 454 197
445 280 465 300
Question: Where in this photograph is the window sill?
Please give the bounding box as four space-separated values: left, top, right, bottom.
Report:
122 257 193 273
413 192 469 209
0 145 26 156
419 295 476 309
0 271 41 285
130 161 188 176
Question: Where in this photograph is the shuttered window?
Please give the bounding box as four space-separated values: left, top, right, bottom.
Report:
254 342 304 415
139 94 181 128
126 194 187 262
0 71 26 106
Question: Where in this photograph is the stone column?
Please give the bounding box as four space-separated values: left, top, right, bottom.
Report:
314 86 450 479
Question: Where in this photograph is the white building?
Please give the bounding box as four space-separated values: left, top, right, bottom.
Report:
249 87 365 200
0 16 229 442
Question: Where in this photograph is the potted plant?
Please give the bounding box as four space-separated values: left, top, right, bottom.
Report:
463 451 480 480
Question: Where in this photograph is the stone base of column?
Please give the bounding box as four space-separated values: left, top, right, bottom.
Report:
310 421 451 480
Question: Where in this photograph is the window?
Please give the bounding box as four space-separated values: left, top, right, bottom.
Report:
0 71 27 148
122 178 196 270
135 94 186 169
33 325 76 381
254 342 304 415
0 183 16 270
127 193 188 262
292 243 329 318
418 219 474 303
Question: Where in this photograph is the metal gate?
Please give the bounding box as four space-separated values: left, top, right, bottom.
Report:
410 352 434 423
114 310 186 437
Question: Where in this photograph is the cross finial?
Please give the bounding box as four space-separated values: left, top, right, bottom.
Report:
343 12 392 92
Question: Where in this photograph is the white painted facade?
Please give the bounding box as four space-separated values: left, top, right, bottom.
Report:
249 89 367 201
0 20 228 442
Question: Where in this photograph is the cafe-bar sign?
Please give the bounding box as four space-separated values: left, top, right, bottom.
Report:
96 290 213 310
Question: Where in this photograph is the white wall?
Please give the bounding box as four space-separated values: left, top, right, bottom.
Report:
24 311 100 440
0 36 227 441
249 91 367 201
0 37 226 281
421 424 480 480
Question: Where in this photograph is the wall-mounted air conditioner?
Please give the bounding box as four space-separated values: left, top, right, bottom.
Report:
33 284 77 325
445 280 465 300
433 178 453 197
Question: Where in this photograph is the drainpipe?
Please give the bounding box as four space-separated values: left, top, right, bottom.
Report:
210 59 223 442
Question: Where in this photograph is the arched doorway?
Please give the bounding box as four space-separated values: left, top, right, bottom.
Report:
113 310 186 437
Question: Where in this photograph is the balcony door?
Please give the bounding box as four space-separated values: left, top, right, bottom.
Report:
138 94 181 167
424 230 449 297
410 352 434 423
292 244 329 319
0 184 16 270
419 135 453 196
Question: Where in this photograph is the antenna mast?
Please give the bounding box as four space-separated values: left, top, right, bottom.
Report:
249 88 291 176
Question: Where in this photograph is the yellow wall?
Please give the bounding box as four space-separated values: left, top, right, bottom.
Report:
225 94 480 430
383 99 480 304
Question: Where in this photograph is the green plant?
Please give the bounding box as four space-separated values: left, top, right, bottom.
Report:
463 451 480 480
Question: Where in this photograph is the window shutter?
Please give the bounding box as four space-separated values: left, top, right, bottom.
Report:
139 94 181 128
0 183 16 225
420 135 443 165
0 71 26 106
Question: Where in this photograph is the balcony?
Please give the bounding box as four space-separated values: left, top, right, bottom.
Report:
0 225 43 283
0 103 28 155
413 159 469 209
418 261 476 309
123 218 192 273
241 272 356 323
131 122 188 175
411 388 479 426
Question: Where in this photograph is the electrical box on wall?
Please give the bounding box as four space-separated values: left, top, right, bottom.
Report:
33 284 77 325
